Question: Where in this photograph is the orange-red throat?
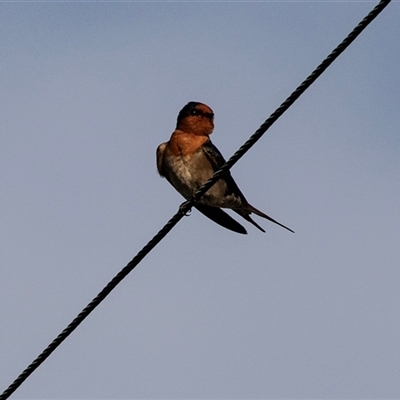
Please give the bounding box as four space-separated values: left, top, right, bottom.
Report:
168 130 210 157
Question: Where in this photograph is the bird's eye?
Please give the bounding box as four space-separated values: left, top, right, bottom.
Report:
191 109 199 116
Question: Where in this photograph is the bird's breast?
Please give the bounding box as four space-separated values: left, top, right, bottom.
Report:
164 149 210 199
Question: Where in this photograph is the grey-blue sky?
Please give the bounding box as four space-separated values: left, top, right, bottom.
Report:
1 2 399 398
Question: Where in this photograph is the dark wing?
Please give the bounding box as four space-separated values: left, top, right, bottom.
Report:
201 140 249 203
157 142 175 187
200 140 226 167
201 141 293 233
156 142 167 177
195 204 247 234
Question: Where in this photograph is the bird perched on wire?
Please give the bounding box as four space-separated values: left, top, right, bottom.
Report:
156 101 293 235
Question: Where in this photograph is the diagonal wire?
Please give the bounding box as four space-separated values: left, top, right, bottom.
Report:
186 0 391 209
0 1 391 399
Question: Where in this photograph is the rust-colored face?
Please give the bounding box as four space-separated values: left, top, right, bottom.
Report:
176 102 214 136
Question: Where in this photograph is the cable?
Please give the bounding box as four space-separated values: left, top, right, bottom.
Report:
0 1 391 398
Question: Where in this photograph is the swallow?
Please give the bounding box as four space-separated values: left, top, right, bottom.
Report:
156 101 293 234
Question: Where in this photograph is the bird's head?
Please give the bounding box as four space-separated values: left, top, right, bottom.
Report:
176 102 214 136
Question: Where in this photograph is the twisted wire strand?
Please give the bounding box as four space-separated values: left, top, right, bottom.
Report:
186 0 391 207
0 1 390 399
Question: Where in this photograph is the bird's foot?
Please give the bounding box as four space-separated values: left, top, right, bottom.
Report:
179 201 192 216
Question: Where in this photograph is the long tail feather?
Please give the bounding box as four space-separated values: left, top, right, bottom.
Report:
248 205 294 233
234 205 294 233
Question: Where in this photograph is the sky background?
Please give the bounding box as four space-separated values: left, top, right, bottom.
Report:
1 1 399 399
